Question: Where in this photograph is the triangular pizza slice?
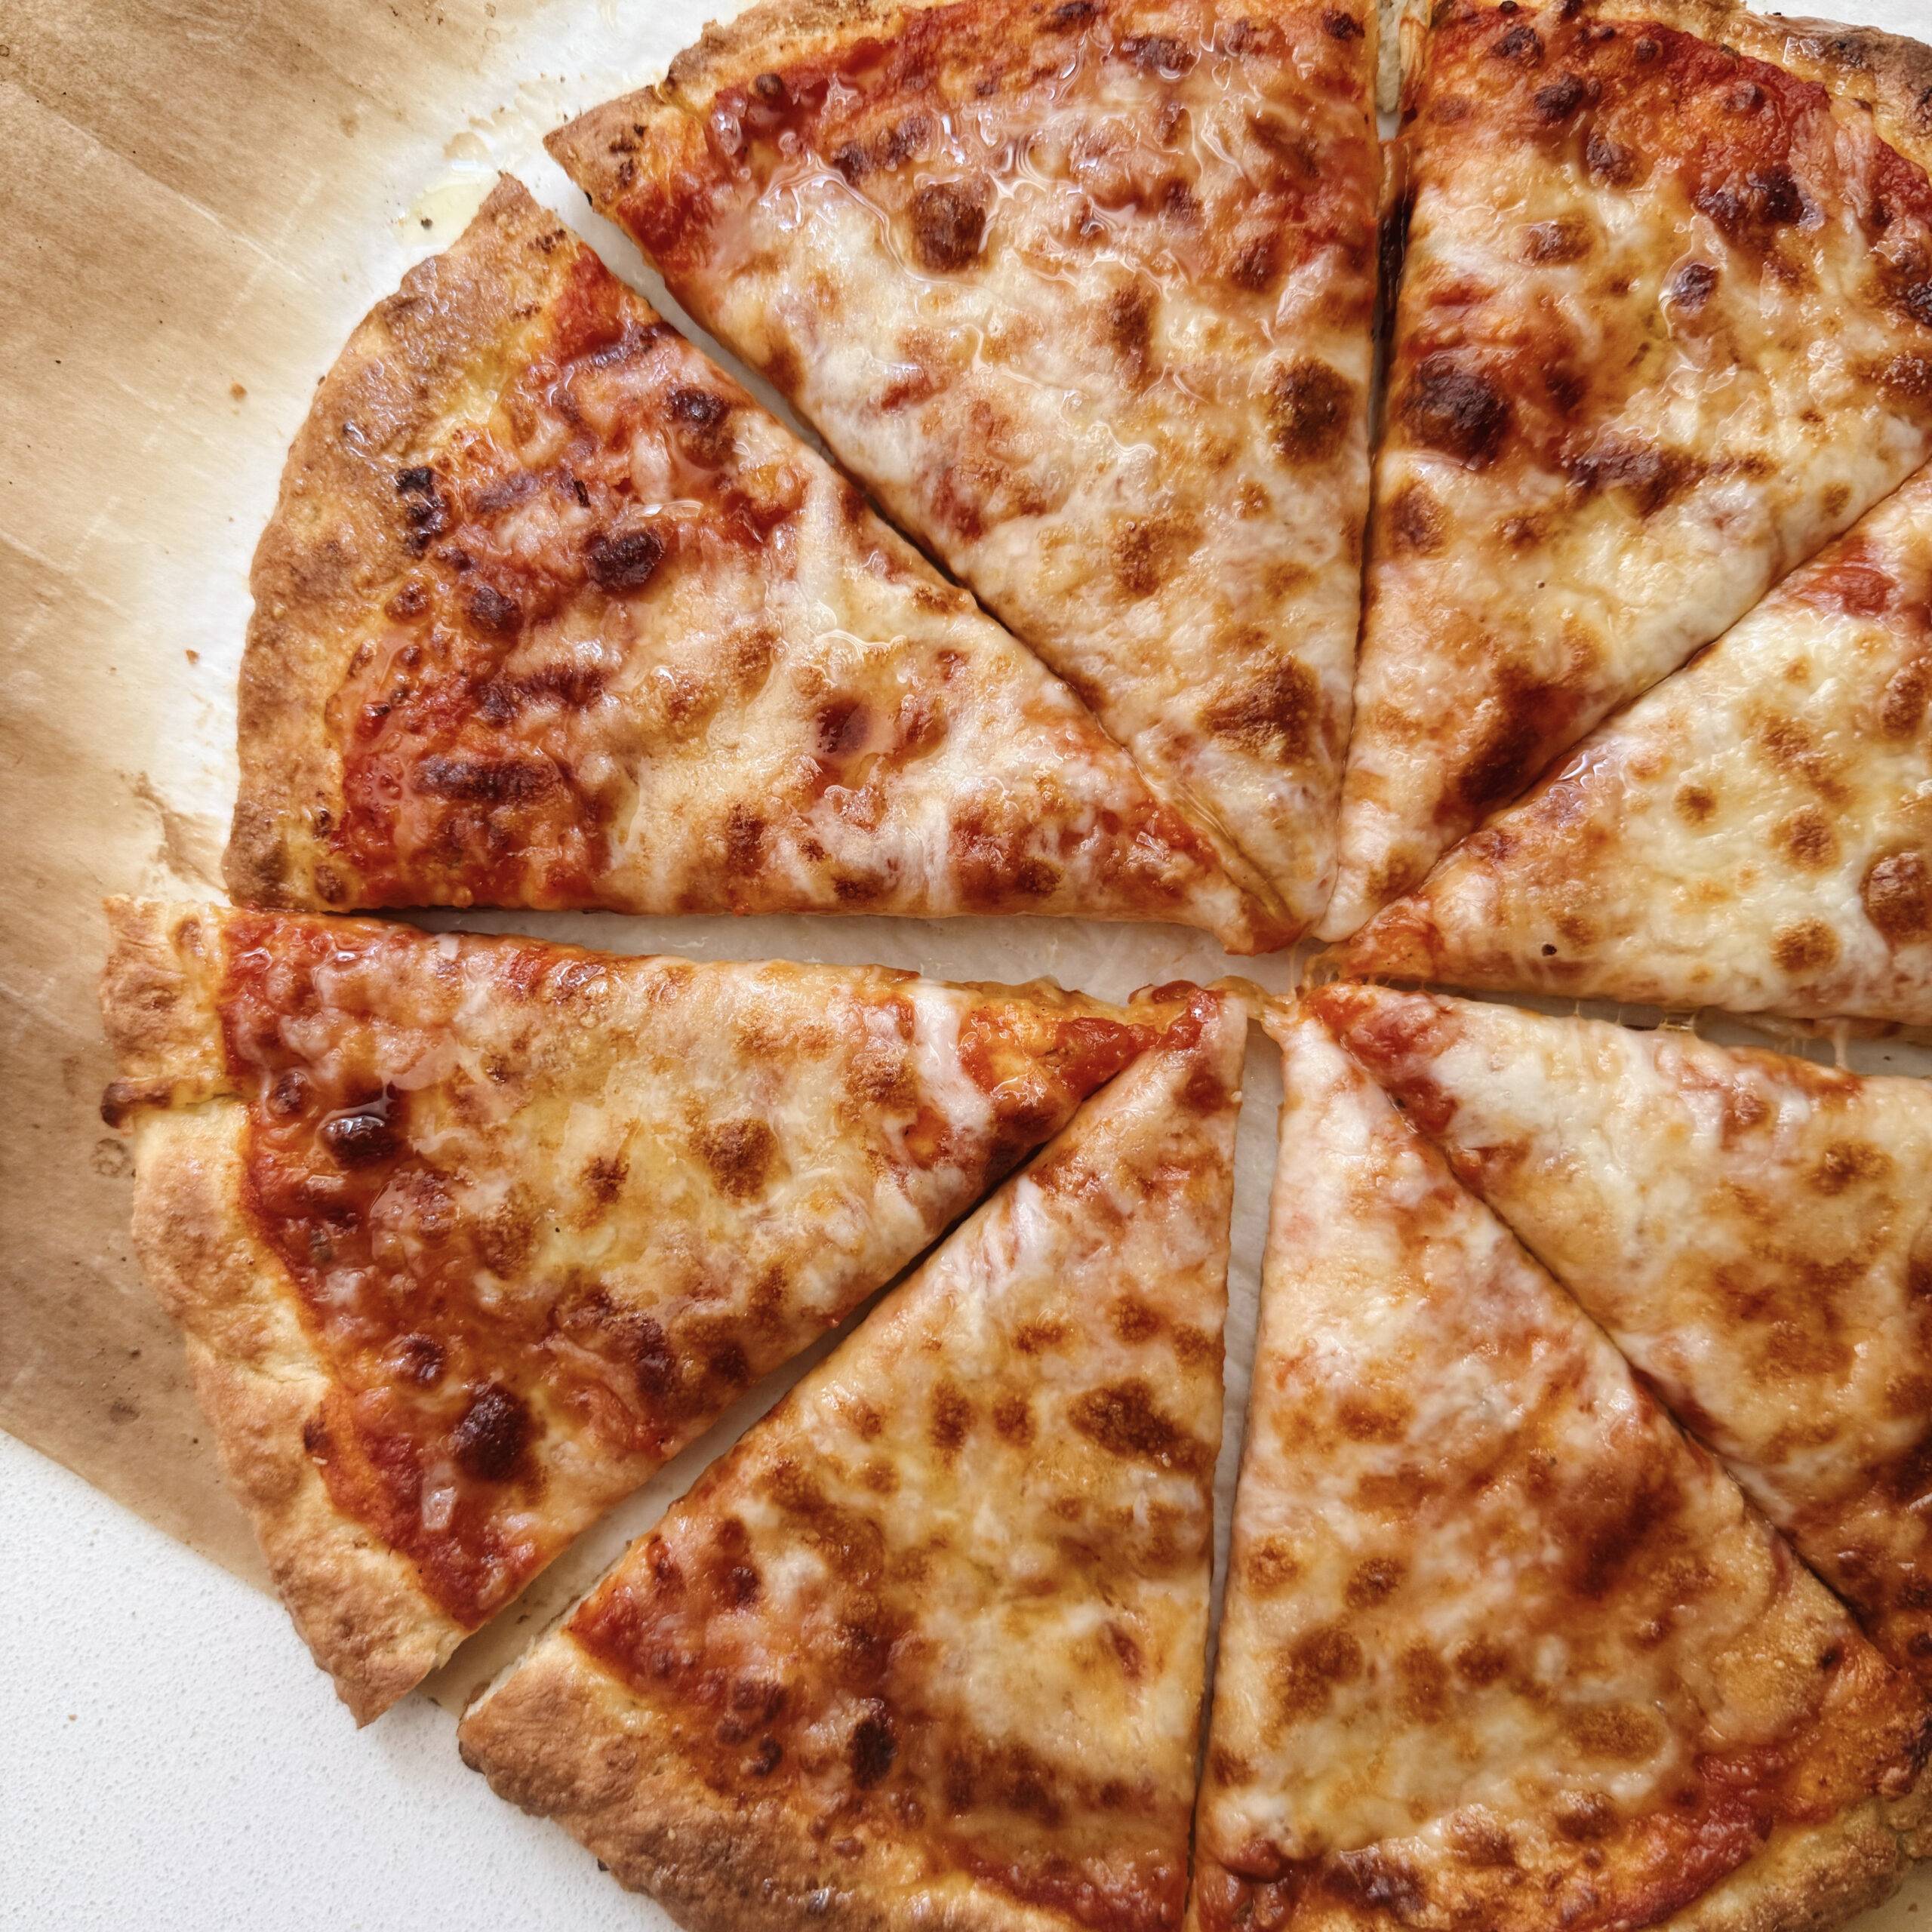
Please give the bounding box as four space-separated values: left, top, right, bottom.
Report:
225 177 1283 952
1190 996 1928 1932
1321 0 1932 938
1344 462 1932 1023
1311 980 1932 1690
549 0 1380 933
100 898 1173 1721
458 986 1246 1931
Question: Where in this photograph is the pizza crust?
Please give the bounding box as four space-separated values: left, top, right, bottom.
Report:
131 1104 468 1722
226 177 573 909
460 1638 1077 1932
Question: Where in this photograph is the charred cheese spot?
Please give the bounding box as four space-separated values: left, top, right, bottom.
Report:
1401 354 1511 466
1267 358 1354 465
910 180 988 271
694 1116 778 1198
1864 851 1932 943
1069 1378 1214 1475
1386 479 1447 555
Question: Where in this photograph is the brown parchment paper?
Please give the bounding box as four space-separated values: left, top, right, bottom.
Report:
4 0 1931 1921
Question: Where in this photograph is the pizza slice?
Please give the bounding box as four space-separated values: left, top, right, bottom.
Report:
1321 0 1932 939
99 898 1175 1721
1190 996 1929 1932
1342 462 1932 1022
225 177 1284 954
548 0 1380 933
458 986 1246 1932
1310 980 1932 1690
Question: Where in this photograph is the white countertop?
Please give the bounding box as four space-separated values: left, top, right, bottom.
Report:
0 1431 640 1930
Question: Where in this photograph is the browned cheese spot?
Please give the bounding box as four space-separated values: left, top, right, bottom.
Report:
910 180 988 271
1865 850 1932 943
1268 358 1354 465
694 1116 777 1198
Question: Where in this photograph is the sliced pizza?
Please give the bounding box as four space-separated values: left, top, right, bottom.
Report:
1344 463 1932 1023
548 0 1380 932
1309 980 1932 1693
1190 996 1930 1932
99 897 1174 1721
1321 0 1932 939
458 985 1246 1932
225 177 1283 952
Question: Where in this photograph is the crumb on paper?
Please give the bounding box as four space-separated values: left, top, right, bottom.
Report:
185 648 199 664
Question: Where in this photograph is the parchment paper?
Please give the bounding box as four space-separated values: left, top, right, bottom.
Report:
3 0 1930 1921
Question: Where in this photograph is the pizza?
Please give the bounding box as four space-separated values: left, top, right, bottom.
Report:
225 177 1284 953
1342 460 1932 1024
1189 996 1930 1932
1308 980 1932 1690
547 0 1380 934
458 985 1245 1932
98 897 1174 1720
1320 0 1932 940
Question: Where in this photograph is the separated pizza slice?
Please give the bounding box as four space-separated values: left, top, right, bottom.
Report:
548 0 1380 933
458 986 1246 1932
1311 980 1932 1692
226 178 1284 954
1343 462 1932 1022
100 899 1176 1721
1321 0 1932 939
1190 996 1929 1932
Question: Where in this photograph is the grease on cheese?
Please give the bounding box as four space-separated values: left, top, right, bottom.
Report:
1311 981 1932 1687
553 0 1380 929
1189 1003 1924 1932
538 989 1246 1932
107 903 1158 1629
1347 466 1932 1023
1324 0 1932 938
234 182 1276 951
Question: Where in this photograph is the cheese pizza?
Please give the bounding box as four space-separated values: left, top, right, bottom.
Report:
1343 461 1932 1024
548 0 1380 933
99 898 1169 1721
1190 998 1930 1932
1322 0 1932 938
1309 980 1932 1690
459 986 1245 1932
226 177 1281 952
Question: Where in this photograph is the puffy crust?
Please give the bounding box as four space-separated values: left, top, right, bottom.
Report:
226 177 577 908
98 897 231 1116
460 1638 1075 1932
128 1103 465 1723
1595 0 1932 172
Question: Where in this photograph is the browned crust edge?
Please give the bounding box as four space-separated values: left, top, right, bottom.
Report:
460 1627 1097 1932
224 176 595 910
100 899 466 1721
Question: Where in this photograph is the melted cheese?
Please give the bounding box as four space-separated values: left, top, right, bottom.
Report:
476 988 1246 1932
552 0 1380 931
236 181 1278 952
1311 980 1932 1687
113 901 1162 1631
1347 463 1932 1023
1190 1000 1924 1932
1322 0 1932 938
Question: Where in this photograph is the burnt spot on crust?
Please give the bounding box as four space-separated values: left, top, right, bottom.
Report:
451 1382 534 1482
396 465 449 554
1401 355 1510 466
1205 657 1319 759
586 525 666 591
1068 1378 1213 1475
1865 851 1932 943
910 180 988 271
694 1116 777 1198
1268 358 1354 465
